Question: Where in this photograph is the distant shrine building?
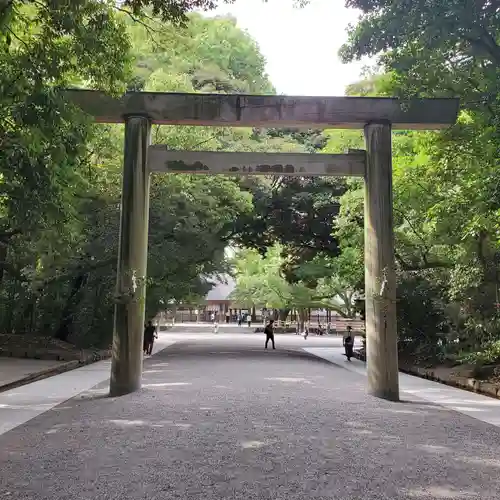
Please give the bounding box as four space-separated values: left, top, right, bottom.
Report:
161 275 357 326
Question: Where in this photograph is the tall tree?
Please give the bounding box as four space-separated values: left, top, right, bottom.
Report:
337 2 500 362
340 0 500 126
231 245 360 328
0 7 291 345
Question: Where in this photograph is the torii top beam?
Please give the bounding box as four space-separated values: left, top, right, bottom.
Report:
63 90 459 130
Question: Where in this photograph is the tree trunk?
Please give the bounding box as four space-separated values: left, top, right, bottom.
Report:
298 308 307 332
20 296 36 334
4 282 15 333
278 308 290 322
29 296 37 334
54 272 87 342
0 244 7 285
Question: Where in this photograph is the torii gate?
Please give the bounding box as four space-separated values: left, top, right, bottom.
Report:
66 90 459 401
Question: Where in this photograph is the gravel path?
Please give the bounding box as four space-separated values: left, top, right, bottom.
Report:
1 341 500 499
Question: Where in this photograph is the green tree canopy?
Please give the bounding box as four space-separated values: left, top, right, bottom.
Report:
336 3 500 363
0 5 302 346
340 0 500 125
231 244 360 324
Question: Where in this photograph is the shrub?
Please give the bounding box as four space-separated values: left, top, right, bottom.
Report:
459 340 500 366
396 274 449 357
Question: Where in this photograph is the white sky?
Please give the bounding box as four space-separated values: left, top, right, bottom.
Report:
212 0 371 96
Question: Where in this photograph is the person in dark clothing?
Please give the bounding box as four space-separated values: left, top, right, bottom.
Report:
143 325 149 355
343 325 354 362
264 319 275 350
143 321 157 356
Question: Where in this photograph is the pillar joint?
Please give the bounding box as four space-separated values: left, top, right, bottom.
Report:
123 113 151 121
364 119 392 128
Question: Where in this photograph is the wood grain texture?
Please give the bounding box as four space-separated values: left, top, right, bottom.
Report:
364 122 399 401
110 116 151 397
64 89 459 130
148 148 366 177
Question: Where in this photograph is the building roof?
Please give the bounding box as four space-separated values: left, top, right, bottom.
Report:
205 275 236 301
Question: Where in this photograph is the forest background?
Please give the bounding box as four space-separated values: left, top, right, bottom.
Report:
1 0 499 372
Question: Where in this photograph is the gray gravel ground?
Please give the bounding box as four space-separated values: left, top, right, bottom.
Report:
2 341 500 500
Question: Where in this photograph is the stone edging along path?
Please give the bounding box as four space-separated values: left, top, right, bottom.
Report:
353 351 500 400
0 353 112 394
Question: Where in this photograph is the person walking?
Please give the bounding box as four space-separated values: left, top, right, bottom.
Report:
143 321 158 356
246 313 251 328
264 319 275 350
343 325 354 362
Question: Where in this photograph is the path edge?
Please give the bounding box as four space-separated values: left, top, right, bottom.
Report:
353 351 500 400
0 356 111 394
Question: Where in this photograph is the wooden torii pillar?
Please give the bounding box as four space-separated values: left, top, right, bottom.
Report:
65 90 459 399
111 115 151 395
364 121 398 400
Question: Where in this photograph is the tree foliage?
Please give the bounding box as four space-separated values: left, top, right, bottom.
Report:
0 3 297 346
340 0 500 132
231 244 360 325
337 2 500 363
